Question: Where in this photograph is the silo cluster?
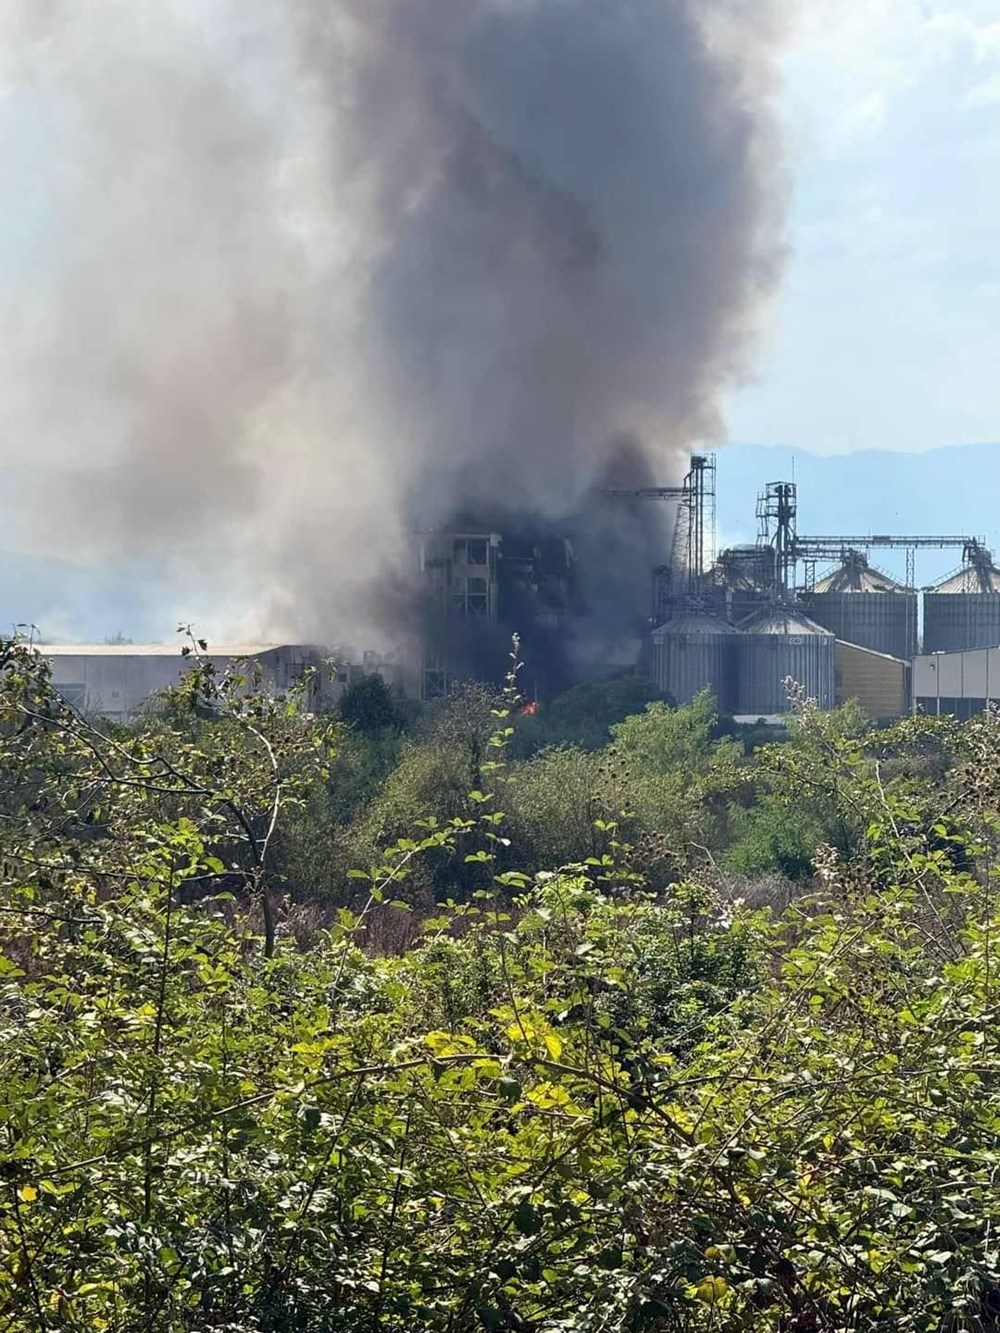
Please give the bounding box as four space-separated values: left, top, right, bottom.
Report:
651 604 835 716
640 453 1000 721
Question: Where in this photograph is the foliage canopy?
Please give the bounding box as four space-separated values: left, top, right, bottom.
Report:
0 641 998 1330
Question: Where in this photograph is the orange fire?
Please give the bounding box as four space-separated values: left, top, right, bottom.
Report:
521 700 539 716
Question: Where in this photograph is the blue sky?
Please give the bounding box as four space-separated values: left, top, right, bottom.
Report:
727 0 1000 454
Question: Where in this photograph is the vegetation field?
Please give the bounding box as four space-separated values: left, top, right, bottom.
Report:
0 638 998 1331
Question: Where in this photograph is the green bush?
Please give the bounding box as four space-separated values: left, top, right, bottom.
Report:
2 642 1000 1330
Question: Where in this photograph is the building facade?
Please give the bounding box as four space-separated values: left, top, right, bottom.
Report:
42 643 335 721
913 648 1000 719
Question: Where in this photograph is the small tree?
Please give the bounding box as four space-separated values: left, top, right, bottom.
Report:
338 673 404 735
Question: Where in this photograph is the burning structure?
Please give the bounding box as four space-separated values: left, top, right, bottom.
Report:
412 528 575 697
32 453 1000 725
13 6 1000 726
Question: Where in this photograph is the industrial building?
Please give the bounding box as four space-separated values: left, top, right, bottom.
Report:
630 462 996 721
38 457 1000 726
416 531 502 622
409 455 1000 720
835 641 909 721
913 648 1000 719
42 643 341 721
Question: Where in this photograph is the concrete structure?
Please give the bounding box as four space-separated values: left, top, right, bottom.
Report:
42 643 335 721
913 647 1000 720
413 527 575 699
736 607 835 716
834 640 909 720
417 531 502 621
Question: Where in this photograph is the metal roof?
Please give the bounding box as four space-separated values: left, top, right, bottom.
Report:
737 607 834 636
931 566 1000 594
813 562 906 593
652 611 740 639
40 643 287 658
835 639 909 666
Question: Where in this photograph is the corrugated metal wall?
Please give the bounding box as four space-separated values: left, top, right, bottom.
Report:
736 611 835 715
922 593 1000 653
834 641 907 719
804 591 917 662
651 615 740 711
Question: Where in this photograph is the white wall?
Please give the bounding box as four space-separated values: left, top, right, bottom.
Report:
44 647 329 720
913 648 1000 706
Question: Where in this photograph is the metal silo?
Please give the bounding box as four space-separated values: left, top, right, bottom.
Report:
923 560 1000 652
651 611 740 712
803 555 917 662
737 606 835 715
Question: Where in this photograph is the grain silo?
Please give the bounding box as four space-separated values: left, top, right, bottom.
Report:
802 553 917 662
923 555 1000 653
651 611 740 712
737 606 835 716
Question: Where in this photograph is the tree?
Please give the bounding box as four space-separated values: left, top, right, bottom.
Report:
512 674 665 757
338 672 404 735
608 691 743 870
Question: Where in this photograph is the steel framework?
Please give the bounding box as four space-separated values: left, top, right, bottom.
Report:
604 454 717 617
753 480 989 591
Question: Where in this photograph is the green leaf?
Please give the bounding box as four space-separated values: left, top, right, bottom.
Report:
513 1201 541 1236
543 1031 563 1061
300 1105 322 1133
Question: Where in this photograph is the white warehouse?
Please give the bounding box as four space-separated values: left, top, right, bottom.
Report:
913 647 1000 721
42 643 333 721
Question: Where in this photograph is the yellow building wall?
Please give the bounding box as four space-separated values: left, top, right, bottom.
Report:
835 641 908 719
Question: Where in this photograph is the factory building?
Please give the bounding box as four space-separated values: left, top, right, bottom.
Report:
669 467 999 721
416 531 502 621
651 612 911 721
33 457 1000 727
406 459 1000 721
42 643 338 721
412 525 584 698
913 648 1000 720
834 641 909 721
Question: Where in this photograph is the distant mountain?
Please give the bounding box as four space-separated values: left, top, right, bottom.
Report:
715 443 1000 588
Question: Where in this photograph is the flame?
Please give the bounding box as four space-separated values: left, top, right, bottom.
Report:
521 701 539 716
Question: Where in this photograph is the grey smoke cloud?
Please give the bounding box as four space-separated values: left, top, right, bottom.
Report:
0 0 787 645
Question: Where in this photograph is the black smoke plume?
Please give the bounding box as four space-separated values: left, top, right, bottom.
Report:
0 0 787 664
